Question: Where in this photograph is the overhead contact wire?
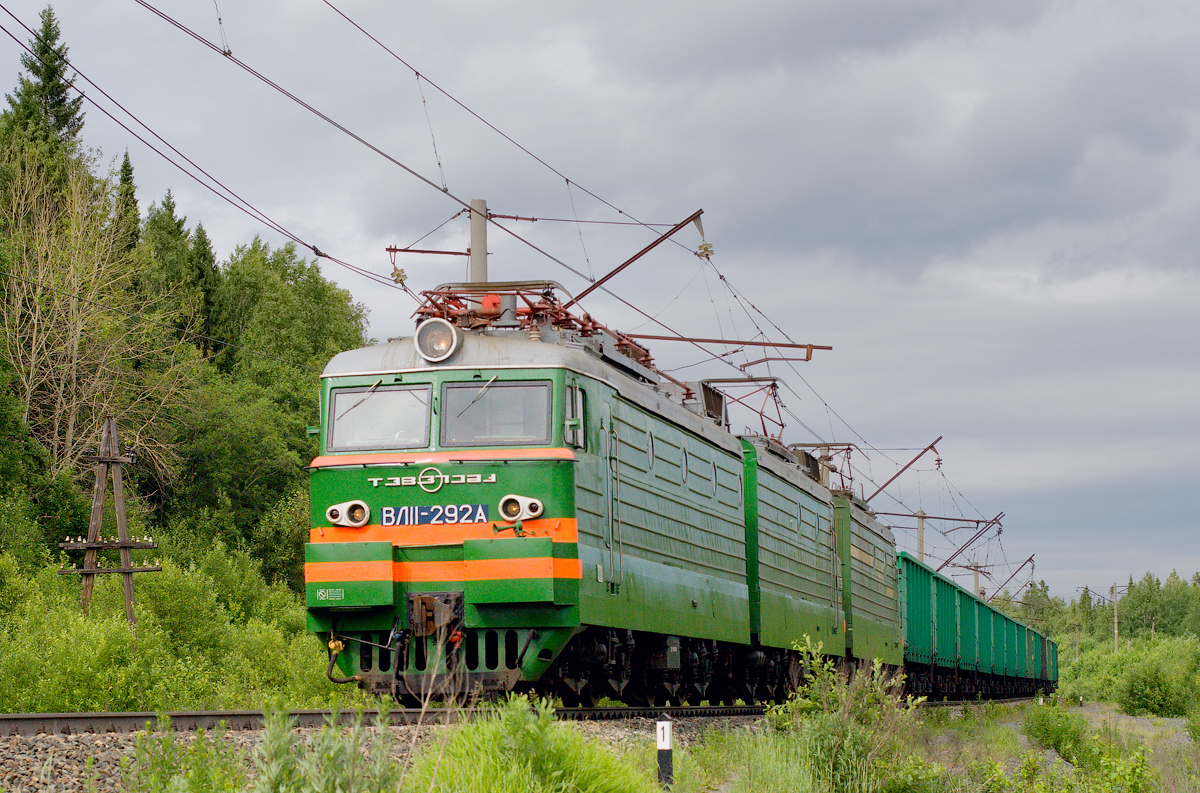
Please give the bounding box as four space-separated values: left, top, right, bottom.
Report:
142 0 945 508
0 6 415 301
132 0 773 372
319 0 675 241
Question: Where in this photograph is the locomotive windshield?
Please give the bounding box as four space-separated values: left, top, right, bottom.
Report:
328 384 431 451
441 380 551 446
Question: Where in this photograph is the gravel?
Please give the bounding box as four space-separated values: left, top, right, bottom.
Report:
0 715 763 792
1075 702 1192 749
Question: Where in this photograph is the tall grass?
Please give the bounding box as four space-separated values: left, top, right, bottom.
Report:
124 698 659 793
404 697 657 792
766 637 928 793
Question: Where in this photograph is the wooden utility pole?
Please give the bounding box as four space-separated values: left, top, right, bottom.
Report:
1113 584 1119 653
59 416 159 623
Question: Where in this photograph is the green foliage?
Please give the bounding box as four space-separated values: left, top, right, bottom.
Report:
1117 657 1193 717
0 490 47 567
169 374 306 545
162 237 367 557
126 700 657 793
214 238 368 375
0 551 38 629
1186 706 1200 746
1021 704 1094 769
115 149 139 252
0 538 359 712
251 486 310 592
0 8 374 719
124 721 247 793
139 190 219 342
881 754 953 793
1019 703 1161 792
702 730 819 793
124 707 408 793
0 374 88 562
1058 635 1200 716
405 697 657 793
766 637 924 793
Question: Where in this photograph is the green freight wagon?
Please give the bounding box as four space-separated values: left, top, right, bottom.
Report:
897 552 1055 697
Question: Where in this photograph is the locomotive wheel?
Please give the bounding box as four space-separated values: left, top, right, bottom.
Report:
558 686 581 708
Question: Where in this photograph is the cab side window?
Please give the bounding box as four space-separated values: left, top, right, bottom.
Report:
565 384 587 450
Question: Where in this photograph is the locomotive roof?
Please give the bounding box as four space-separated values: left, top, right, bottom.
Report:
323 333 752 456
324 333 631 383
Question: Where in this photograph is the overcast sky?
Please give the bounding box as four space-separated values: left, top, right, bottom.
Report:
2 0 1197 602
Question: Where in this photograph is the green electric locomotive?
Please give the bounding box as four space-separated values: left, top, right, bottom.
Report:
305 281 1056 703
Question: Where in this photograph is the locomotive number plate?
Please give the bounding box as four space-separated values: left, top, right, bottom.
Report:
380 504 490 526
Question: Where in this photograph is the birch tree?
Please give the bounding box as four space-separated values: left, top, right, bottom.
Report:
0 140 202 483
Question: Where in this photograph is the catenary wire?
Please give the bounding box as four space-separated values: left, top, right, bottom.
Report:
0 6 417 302
132 0 797 375
131 0 846 401
8 5 1004 574
318 0 678 240
165 0 920 478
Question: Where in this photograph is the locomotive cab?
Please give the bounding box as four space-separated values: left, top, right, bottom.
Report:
305 334 585 701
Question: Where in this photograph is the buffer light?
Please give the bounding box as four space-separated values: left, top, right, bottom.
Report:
327 500 370 528
499 495 544 521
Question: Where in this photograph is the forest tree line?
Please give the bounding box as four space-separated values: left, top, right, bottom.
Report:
0 7 369 591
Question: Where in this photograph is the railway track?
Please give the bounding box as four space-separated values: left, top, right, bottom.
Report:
0 704 767 737
0 697 1038 737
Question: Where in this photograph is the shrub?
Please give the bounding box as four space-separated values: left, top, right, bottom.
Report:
124 720 247 793
766 637 923 792
0 552 346 712
1021 703 1093 768
0 551 38 629
0 491 48 568
1187 707 1200 746
1117 658 1192 717
403 696 658 792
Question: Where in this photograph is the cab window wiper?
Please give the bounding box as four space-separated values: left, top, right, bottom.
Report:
336 379 383 420
456 375 498 418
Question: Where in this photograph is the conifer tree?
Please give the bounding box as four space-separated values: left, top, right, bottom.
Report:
3 6 84 144
141 190 199 326
190 222 220 348
115 150 139 253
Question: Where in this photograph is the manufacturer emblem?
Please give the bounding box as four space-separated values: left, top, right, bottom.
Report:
418 466 447 493
368 470 497 488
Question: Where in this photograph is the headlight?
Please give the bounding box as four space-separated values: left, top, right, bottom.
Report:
498 495 543 521
415 318 460 362
327 500 370 528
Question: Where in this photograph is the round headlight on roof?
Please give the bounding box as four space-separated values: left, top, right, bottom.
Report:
415 318 460 362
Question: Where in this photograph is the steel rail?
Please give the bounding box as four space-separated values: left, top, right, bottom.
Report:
0 698 1045 736
0 705 767 737
918 696 1035 708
